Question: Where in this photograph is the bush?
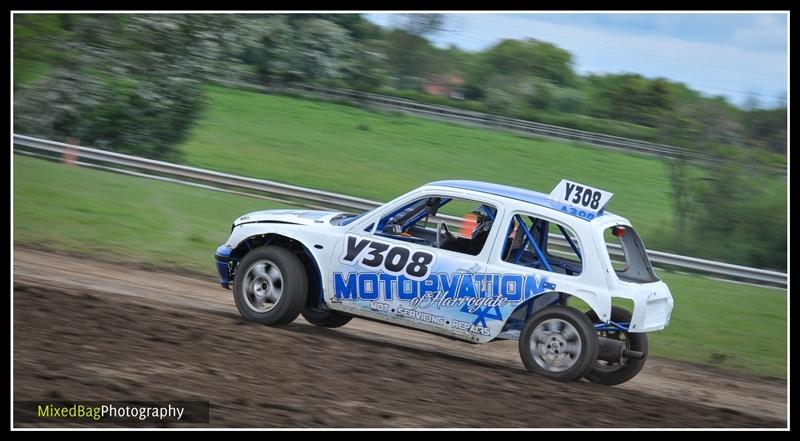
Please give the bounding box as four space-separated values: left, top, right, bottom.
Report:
13 15 212 161
661 158 787 271
15 69 204 162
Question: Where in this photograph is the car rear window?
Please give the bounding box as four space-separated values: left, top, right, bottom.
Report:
603 225 659 283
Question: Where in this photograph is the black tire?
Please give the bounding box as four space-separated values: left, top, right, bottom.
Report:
519 305 599 382
233 246 308 325
584 306 648 386
301 307 353 328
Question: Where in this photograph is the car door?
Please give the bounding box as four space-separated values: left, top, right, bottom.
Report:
325 190 505 341
481 209 603 339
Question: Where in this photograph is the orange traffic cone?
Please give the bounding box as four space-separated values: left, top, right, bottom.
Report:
64 137 78 165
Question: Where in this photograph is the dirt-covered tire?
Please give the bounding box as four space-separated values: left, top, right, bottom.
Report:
519 305 599 382
301 307 353 328
584 306 648 386
233 246 308 325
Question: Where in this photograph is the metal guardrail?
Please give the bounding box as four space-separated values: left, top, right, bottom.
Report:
13 134 379 212
210 78 786 174
13 134 787 287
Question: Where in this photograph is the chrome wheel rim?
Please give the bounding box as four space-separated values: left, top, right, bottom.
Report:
530 318 582 373
243 259 283 313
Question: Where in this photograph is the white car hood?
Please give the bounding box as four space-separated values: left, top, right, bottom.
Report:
233 209 344 226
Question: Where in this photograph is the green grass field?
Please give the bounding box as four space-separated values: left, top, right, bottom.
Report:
13 155 289 270
645 272 786 377
13 155 786 378
181 85 681 242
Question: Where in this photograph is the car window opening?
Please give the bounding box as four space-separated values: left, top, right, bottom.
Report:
604 225 659 283
502 214 583 276
370 196 497 256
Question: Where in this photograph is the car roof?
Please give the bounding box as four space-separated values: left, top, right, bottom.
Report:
426 180 618 219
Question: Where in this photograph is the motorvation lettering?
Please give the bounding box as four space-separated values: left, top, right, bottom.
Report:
333 272 556 302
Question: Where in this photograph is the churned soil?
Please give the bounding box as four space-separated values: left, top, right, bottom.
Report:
13 247 786 428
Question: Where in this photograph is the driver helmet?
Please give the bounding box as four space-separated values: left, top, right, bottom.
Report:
470 205 494 239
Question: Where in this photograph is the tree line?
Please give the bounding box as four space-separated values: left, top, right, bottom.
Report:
14 14 787 160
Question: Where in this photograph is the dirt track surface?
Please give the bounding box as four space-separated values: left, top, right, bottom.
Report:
13 247 787 428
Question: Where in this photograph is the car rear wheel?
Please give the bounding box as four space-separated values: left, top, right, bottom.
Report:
584 306 648 386
233 246 307 325
519 305 599 382
301 307 353 328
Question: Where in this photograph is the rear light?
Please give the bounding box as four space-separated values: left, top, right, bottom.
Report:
612 226 626 237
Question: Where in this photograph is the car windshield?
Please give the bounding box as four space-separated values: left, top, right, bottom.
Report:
604 225 659 283
331 210 372 226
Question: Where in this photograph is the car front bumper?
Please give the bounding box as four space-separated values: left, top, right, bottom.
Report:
215 245 234 289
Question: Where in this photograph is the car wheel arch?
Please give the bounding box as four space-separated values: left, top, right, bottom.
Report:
231 233 325 308
501 290 612 330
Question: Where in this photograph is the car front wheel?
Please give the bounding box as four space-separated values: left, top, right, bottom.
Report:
233 246 308 325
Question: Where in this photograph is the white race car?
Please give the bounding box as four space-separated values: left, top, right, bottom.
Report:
215 180 674 385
